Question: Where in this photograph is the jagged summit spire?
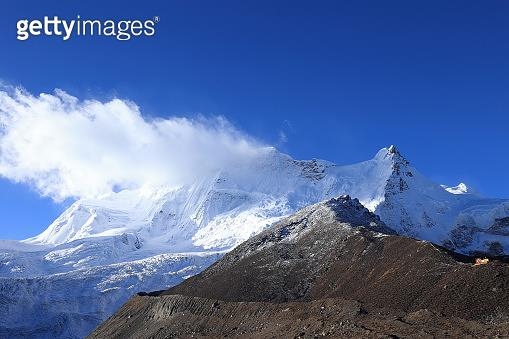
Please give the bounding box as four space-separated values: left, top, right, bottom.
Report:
374 145 408 164
387 145 409 166
387 145 399 155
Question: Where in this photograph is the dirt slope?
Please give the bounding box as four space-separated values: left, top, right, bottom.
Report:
89 196 509 338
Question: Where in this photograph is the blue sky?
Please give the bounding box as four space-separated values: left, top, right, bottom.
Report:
0 0 508 239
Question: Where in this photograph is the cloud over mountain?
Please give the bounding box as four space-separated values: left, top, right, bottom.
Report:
0 86 262 200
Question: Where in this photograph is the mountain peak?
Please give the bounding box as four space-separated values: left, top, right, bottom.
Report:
388 145 410 164
387 144 399 155
246 195 393 249
442 182 478 195
374 145 410 168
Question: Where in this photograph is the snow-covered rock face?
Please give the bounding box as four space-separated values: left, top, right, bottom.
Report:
245 195 395 253
23 146 397 252
1 145 508 338
373 146 509 255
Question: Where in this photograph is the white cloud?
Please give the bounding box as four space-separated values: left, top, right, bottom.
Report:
278 130 288 144
0 86 264 201
277 119 293 145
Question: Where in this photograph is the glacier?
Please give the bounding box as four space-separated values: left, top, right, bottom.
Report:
1 145 508 338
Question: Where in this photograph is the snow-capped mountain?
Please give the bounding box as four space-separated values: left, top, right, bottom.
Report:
1 146 508 338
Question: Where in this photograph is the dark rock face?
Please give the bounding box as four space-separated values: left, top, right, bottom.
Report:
488 217 509 236
487 241 505 256
449 224 482 248
89 197 509 339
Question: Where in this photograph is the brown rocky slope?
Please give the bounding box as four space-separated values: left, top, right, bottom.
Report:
89 196 509 338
